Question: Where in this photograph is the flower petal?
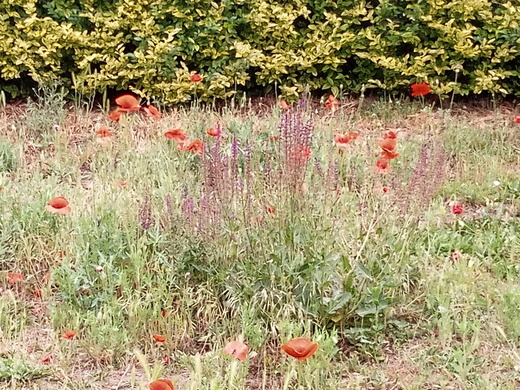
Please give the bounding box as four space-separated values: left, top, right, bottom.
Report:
281 338 319 360
224 340 248 361
115 94 140 110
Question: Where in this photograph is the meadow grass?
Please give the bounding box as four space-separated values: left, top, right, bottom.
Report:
0 93 519 389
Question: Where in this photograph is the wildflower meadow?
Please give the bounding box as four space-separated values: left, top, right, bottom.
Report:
0 86 519 390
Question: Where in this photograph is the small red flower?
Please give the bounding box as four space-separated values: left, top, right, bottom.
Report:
372 158 391 174
378 138 397 152
207 125 222 137
95 126 114 138
153 334 166 343
334 134 351 146
334 131 359 148
7 272 24 284
41 355 53 364
383 131 397 139
144 105 161 120
266 205 275 214
149 379 175 390
451 204 463 215
108 110 124 122
290 146 311 161
381 150 400 160
185 139 204 156
162 356 171 364
62 330 77 340
164 129 188 142
325 95 339 111
281 338 319 361
269 135 278 141
411 83 431 97
223 340 249 362
161 309 167 318
382 187 389 193
34 289 42 298
115 94 141 111
190 73 203 83
46 197 71 215
514 116 520 124
279 100 291 110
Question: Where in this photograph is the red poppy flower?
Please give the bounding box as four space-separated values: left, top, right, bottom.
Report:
144 105 161 120
41 355 53 364
279 100 291 110
161 309 167 318
177 141 189 151
7 272 24 284
46 197 71 215
223 340 248 362
185 139 204 156
95 126 114 138
62 330 77 340
266 205 275 214
334 134 351 146
325 95 339 111
149 379 175 390
514 116 520 124
451 204 463 215
290 146 311 161
411 83 430 97
372 158 391 174
378 138 397 152
190 73 203 83
348 131 359 140
281 338 319 361
382 187 389 194
115 94 141 111
34 289 42 298
164 129 188 142
207 126 221 137
383 131 397 139
108 110 124 122
153 334 166 343
381 150 400 160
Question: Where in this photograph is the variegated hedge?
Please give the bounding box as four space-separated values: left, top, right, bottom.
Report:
1 0 519 102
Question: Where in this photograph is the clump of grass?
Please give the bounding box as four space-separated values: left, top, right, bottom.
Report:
0 356 50 382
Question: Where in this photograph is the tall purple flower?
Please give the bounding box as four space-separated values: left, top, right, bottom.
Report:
278 109 314 191
139 196 154 230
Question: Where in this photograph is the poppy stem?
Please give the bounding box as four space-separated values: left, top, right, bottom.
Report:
449 70 459 112
282 361 297 390
296 361 305 387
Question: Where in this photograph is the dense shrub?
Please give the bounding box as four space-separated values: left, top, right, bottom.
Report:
1 0 519 102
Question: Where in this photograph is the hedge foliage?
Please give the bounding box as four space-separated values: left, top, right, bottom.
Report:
1 0 519 102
